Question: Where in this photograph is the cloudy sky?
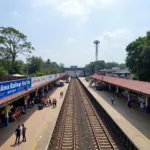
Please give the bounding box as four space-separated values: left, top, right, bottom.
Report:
0 0 150 67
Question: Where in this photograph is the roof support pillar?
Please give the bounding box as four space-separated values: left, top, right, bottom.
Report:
109 84 111 91
35 89 38 97
144 96 149 113
116 86 119 93
116 86 119 97
5 104 10 126
24 95 28 111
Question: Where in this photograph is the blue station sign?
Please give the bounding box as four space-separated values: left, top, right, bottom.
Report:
0 78 31 100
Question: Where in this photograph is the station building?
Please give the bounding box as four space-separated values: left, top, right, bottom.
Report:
0 73 68 127
63 66 86 77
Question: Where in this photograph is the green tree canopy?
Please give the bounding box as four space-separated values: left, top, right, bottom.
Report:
86 60 106 75
106 62 119 69
119 63 126 69
126 31 150 81
0 27 34 73
0 67 8 76
27 56 43 74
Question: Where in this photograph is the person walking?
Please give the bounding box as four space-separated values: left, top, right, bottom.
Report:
15 126 21 144
22 124 27 142
111 96 114 105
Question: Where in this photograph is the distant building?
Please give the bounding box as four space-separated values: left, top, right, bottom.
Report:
98 67 131 79
63 66 86 77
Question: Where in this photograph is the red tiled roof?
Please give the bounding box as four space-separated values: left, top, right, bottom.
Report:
91 74 150 95
0 73 67 105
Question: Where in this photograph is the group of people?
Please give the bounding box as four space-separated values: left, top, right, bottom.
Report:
15 124 26 145
47 97 57 108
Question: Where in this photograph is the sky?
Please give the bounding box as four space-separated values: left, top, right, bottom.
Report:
0 0 150 67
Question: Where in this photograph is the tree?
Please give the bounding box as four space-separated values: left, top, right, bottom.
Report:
119 63 126 69
0 67 8 76
0 27 34 73
27 56 43 74
106 62 119 69
59 63 64 72
126 31 150 81
86 60 106 75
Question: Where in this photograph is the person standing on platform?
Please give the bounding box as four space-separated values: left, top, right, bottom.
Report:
47 97 50 106
128 98 131 108
55 98 57 107
22 124 27 142
52 98 55 108
111 96 114 105
15 126 21 144
49 97 51 106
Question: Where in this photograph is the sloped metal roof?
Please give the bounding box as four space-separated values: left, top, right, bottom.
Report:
91 74 150 95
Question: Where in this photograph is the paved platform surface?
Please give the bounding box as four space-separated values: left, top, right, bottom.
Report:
0 83 69 150
79 77 150 150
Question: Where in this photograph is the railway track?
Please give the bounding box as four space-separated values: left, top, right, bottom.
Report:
49 78 124 150
76 79 118 150
49 79 78 150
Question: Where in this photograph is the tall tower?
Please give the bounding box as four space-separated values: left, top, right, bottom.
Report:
94 40 100 73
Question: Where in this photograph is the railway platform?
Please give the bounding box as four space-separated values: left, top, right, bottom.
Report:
79 77 150 150
0 83 69 150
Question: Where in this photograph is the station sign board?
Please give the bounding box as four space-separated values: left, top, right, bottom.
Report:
47 74 54 81
31 76 47 87
0 78 31 100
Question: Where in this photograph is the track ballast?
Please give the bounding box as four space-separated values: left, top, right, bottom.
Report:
48 78 126 150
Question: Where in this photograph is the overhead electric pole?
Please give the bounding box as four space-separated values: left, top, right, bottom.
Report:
94 40 100 73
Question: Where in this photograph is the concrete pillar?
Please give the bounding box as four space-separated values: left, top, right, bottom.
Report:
5 104 10 126
24 95 28 111
35 90 38 97
116 86 119 93
109 84 111 91
116 86 119 97
145 96 149 113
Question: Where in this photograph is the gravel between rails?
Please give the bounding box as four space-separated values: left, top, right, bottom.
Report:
48 78 126 150
73 79 95 150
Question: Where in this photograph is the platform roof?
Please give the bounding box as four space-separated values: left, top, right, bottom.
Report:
91 74 150 95
0 73 67 106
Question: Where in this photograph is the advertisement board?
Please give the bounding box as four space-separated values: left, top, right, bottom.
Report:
47 74 54 81
31 76 47 87
0 78 31 100
56 74 59 78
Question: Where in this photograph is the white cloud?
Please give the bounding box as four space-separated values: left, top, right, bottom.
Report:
67 37 76 43
32 0 117 19
11 11 20 16
57 1 91 16
100 29 132 44
96 29 133 63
